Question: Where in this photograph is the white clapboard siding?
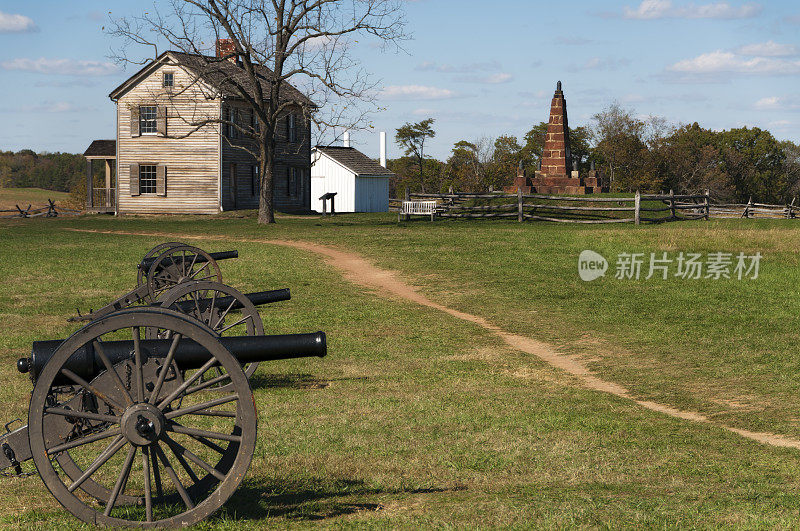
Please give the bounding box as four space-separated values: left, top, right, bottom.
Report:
311 150 389 213
117 62 221 214
355 176 390 212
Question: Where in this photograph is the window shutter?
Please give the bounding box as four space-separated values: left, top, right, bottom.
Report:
222 105 228 138
156 164 167 196
157 106 167 136
129 164 140 196
130 107 140 137
285 115 290 140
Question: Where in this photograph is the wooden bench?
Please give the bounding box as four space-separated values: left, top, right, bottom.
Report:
400 200 437 221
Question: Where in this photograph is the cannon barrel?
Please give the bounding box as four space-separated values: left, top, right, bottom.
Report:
19 331 325 383
138 250 239 270
166 288 291 313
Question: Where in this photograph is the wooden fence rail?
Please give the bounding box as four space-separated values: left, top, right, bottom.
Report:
0 199 81 219
392 190 712 225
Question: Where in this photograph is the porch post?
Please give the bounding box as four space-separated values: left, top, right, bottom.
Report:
105 159 112 207
86 159 93 210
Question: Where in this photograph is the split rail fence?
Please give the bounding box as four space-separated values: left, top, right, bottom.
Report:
0 199 81 219
391 190 710 225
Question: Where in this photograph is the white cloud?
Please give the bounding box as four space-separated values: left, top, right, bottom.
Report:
568 57 630 72
456 72 514 84
0 58 120 76
416 61 501 74
380 85 458 100
623 0 762 20
668 50 800 75
736 41 799 57
755 96 800 111
0 10 37 33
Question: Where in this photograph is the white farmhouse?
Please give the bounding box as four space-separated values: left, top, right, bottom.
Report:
310 136 394 213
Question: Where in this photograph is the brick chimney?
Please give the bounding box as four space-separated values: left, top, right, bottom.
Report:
216 39 238 61
541 80 571 178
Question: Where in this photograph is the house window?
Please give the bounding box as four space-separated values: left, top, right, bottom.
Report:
287 167 300 198
139 106 157 134
251 165 259 196
287 113 297 143
225 107 236 138
139 165 157 194
163 72 174 88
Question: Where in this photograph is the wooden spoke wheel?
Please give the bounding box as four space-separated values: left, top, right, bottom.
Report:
146 245 222 304
152 281 264 388
29 308 257 527
136 242 189 290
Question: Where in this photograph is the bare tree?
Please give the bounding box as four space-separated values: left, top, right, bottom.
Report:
109 0 406 223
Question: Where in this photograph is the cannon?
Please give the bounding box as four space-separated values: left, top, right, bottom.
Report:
3 307 327 527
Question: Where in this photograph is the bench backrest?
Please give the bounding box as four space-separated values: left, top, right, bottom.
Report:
402 200 437 215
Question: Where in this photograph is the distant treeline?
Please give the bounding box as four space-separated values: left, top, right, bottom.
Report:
0 149 88 193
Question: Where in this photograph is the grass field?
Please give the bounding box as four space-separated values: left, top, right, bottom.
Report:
1 212 800 528
0 187 72 212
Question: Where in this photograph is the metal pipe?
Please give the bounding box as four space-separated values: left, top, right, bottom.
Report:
166 288 291 313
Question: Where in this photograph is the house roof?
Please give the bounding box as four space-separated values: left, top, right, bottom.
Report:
109 51 314 107
83 140 116 158
314 146 394 176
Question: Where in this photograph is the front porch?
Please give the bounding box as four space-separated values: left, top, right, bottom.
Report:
83 140 116 214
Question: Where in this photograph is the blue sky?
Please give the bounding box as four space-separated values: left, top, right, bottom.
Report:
1 0 799 159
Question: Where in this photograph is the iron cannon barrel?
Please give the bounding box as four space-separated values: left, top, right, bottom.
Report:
22 331 326 383
138 250 239 270
165 288 291 313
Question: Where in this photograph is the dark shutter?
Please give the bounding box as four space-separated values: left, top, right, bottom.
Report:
285 114 290 140
222 105 228 138
156 164 167 196
129 164 140 196
157 106 167 136
130 107 140 137
251 165 258 196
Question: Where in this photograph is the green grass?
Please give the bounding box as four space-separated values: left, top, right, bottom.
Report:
1 212 800 527
0 187 72 211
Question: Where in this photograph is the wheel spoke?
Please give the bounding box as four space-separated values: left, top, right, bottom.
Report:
67 435 126 493
93 340 134 407
154 443 194 509
183 372 231 396
133 327 145 403
164 394 238 419
188 261 210 279
149 333 182 403
217 316 250 334
60 369 123 412
212 299 237 330
151 444 163 499
186 433 226 454
103 444 137 516
45 407 119 424
142 446 153 522
164 437 200 484
191 409 237 418
167 422 242 443
156 357 220 409
47 427 121 455
164 434 225 481
186 252 199 276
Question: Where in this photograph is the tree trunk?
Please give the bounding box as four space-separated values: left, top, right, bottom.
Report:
257 132 276 224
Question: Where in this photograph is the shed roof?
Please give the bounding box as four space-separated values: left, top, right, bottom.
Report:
314 146 394 176
83 140 116 158
109 51 313 107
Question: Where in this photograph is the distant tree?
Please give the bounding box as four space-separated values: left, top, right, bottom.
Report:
395 118 436 193
716 127 787 202
658 123 733 199
488 135 522 189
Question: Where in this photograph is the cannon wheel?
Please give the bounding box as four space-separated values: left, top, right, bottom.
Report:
28 308 257 527
136 242 189 290
154 281 264 389
146 245 223 303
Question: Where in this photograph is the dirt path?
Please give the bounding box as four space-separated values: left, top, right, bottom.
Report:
66 228 800 450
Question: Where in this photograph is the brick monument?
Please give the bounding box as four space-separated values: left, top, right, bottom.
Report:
510 81 607 194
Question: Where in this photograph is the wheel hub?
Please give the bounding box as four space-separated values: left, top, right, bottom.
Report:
121 403 166 446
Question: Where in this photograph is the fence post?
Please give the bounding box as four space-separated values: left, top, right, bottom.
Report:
634 190 641 225
404 188 410 222
669 189 675 220
517 188 523 223
787 197 795 219
741 197 751 219
704 189 710 221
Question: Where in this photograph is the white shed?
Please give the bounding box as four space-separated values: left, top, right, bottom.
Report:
311 145 394 213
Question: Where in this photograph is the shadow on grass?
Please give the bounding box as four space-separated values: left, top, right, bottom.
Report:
215 477 466 522
250 372 368 390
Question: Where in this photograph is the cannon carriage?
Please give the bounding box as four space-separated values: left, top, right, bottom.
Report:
1 243 328 527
